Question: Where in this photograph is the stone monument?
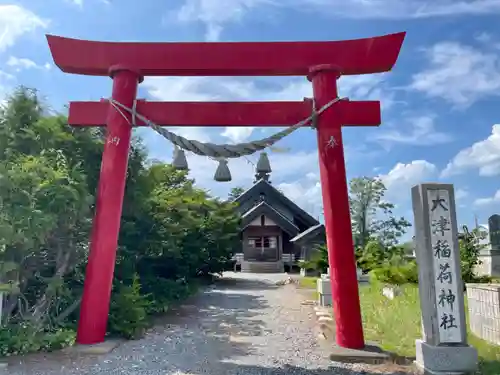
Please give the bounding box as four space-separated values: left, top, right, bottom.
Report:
489 214 500 249
488 214 500 276
412 183 478 374
478 215 500 276
0 291 3 325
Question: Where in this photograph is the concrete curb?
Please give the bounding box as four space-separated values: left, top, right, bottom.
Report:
64 339 124 355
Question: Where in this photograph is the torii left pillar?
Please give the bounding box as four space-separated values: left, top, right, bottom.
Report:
76 66 143 344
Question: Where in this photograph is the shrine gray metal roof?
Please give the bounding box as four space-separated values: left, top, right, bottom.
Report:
241 201 300 236
290 223 325 243
235 178 319 229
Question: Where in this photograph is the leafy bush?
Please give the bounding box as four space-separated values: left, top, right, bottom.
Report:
108 274 151 340
298 244 329 273
0 323 75 357
357 240 386 272
141 277 199 315
369 261 418 286
297 260 312 270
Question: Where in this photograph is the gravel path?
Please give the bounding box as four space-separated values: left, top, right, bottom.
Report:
5 272 386 375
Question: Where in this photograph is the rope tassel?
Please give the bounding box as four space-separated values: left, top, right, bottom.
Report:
214 159 232 182
172 146 188 170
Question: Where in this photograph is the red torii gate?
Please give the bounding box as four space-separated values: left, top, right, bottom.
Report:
46 32 405 349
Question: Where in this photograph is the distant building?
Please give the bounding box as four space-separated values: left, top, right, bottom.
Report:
232 153 325 273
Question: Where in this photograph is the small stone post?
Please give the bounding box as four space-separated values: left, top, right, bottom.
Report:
412 183 478 374
487 215 500 275
489 215 500 246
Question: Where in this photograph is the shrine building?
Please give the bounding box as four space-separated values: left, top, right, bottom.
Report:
232 153 326 273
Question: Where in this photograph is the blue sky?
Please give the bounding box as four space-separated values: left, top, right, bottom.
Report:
1 0 500 233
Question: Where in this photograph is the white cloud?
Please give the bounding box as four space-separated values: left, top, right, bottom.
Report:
278 177 323 220
0 5 48 52
65 0 111 6
140 73 394 211
380 160 438 198
441 124 500 178
301 0 500 18
8 57 37 70
143 128 321 199
410 42 500 107
143 74 393 144
339 74 396 110
0 5 48 103
270 159 439 221
0 71 15 105
173 0 274 41
475 32 493 44
143 77 219 102
455 188 469 200
171 0 500 41
373 115 453 146
474 190 500 206
6 56 50 72
143 74 391 105
140 117 325 214
221 127 255 143
0 71 15 82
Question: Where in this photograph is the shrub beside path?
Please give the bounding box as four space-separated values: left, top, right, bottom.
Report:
6 272 407 375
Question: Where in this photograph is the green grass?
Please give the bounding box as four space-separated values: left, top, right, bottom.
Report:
301 277 500 374
298 276 317 289
359 284 421 357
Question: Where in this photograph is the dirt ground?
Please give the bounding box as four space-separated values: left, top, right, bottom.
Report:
5 272 416 375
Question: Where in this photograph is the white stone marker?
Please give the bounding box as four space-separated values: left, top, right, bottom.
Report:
317 277 332 306
412 184 478 374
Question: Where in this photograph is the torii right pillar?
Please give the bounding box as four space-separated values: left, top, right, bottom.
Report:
310 65 367 349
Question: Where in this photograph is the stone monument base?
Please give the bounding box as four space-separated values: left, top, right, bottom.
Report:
415 339 478 374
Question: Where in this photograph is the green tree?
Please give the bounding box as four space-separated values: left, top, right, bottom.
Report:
0 86 242 353
116 162 240 313
349 177 411 251
460 225 488 283
228 186 246 201
0 88 98 326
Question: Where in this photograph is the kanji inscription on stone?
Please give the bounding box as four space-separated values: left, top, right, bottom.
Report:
427 189 463 343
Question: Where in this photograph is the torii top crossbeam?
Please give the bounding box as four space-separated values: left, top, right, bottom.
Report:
46 32 405 76
48 32 405 127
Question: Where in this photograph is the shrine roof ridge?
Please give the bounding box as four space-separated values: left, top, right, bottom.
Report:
46 32 406 77
236 179 319 228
